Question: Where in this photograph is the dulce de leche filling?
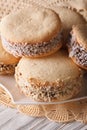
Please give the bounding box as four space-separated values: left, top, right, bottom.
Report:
67 32 87 67
1 32 62 57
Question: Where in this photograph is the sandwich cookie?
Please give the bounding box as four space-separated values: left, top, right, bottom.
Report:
15 49 83 102
0 40 20 74
67 24 87 70
0 6 62 58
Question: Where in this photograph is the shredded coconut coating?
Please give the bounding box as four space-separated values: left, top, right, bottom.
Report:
15 70 82 102
0 63 17 74
1 32 62 57
67 33 87 67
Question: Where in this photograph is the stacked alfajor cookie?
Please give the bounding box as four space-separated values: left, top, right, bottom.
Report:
15 50 83 102
0 6 85 102
0 39 20 75
67 24 87 70
0 7 62 58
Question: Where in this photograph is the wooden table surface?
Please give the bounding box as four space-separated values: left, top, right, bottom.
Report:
0 105 87 130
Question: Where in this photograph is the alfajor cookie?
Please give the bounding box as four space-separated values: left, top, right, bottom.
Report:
15 49 83 102
0 39 20 75
67 24 87 70
0 6 62 58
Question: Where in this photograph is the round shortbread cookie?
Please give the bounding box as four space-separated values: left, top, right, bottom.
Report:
67 24 87 70
15 49 83 102
0 40 20 75
0 7 61 43
0 6 62 58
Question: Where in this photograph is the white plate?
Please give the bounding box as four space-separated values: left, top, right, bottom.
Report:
0 74 87 105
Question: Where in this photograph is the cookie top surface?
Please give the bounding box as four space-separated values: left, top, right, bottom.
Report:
0 39 20 64
0 6 61 43
16 49 82 83
51 6 86 30
72 24 87 49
